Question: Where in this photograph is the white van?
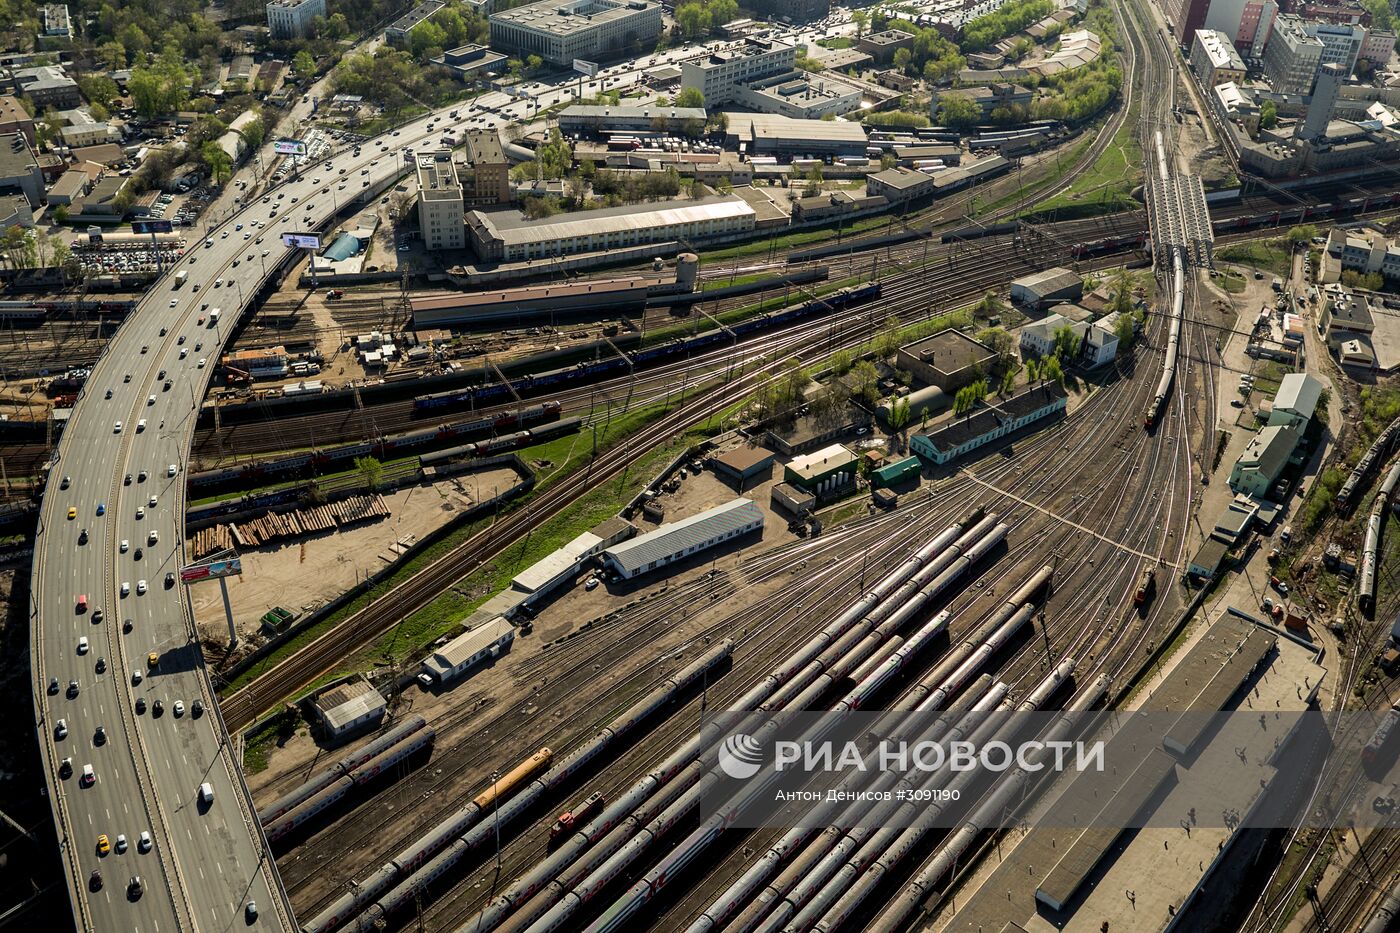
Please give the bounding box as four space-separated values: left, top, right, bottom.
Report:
199 782 214 805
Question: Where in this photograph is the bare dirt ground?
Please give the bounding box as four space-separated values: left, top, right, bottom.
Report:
190 467 519 645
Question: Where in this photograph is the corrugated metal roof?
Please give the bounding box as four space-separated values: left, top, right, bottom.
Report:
474 197 755 248
1273 373 1321 420
874 455 921 483
433 616 513 668
1012 267 1081 297
315 680 387 731
604 498 762 575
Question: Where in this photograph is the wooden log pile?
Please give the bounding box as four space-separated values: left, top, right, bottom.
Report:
189 495 391 554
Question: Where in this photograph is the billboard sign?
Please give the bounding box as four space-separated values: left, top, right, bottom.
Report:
274 138 308 156
179 557 243 583
281 233 321 250
132 219 173 235
572 59 599 77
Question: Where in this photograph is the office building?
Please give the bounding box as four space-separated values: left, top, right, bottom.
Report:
896 329 998 390
430 44 508 80
1237 0 1277 59
1325 227 1400 281
680 38 796 105
386 0 445 46
417 150 466 251
1361 30 1395 65
934 83 1034 116
266 0 326 39
0 95 34 144
1263 15 1324 94
856 29 915 63
0 132 43 207
1191 29 1247 86
9 64 81 108
489 0 662 67
1303 19 1364 75
466 196 755 262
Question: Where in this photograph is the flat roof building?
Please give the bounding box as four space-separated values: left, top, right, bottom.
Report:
489 0 663 67
711 445 776 491
311 679 387 740
866 166 935 204
0 132 43 207
602 498 763 579
559 104 707 135
723 112 869 156
40 4 72 39
466 196 755 263
0 96 34 144
417 151 466 251
386 0 446 46
464 128 511 205
682 38 797 106
896 329 998 390
856 29 915 63
1263 14 1324 95
267 0 326 39
431 44 509 79
784 443 858 496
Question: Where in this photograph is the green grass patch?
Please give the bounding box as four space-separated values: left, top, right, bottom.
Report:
1034 109 1142 218
975 134 1097 217
190 455 419 506
220 399 679 694
241 714 292 773
1216 269 1247 293
818 36 854 48
1215 238 1291 277
700 213 896 262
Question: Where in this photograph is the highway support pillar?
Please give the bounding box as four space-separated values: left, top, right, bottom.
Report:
220 576 237 648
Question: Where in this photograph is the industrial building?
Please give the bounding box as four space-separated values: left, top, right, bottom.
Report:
415 277 646 326
723 112 869 157
420 616 515 683
466 196 755 263
559 104 707 135
1318 284 1374 348
681 38 796 105
1268 372 1322 432
870 455 922 488
266 0 325 39
222 346 290 379
416 151 466 251
728 74 863 119
1011 267 1083 309
1190 29 1246 86
1227 424 1299 496
311 679 387 741
710 446 776 491
386 0 445 46
770 482 815 515
865 167 935 204
601 498 764 579
489 0 663 67
784 443 858 496
933 83 1034 117
911 382 1068 465
511 516 634 602
896 329 998 390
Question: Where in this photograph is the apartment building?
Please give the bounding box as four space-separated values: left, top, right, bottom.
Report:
266 0 326 39
1263 15 1324 94
1191 29 1247 85
463 128 511 205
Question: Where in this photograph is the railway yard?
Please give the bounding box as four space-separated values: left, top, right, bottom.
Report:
15 0 1400 927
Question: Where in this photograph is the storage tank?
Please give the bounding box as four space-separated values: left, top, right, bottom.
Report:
878 384 948 426
676 253 699 292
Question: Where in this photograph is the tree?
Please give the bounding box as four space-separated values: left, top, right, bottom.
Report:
128 61 188 118
977 326 1014 364
830 349 855 376
975 290 1002 316
874 314 903 358
804 163 824 198
676 2 712 38
937 94 982 130
887 397 912 433
355 456 384 490
293 50 317 81
676 87 705 109
999 365 1018 395
52 204 70 224
849 360 880 404
325 12 350 39
201 142 233 185
1260 99 1278 130
893 47 913 74
852 10 869 36
1051 324 1079 362
1113 312 1136 353
1110 269 1135 316
97 40 127 70
238 116 267 152
526 54 544 74
1287 224 1318 247
1041 356 1064 386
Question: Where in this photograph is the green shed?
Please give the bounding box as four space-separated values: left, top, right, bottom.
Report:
871 455 922 488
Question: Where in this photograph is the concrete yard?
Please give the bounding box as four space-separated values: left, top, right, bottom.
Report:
190 467 519 646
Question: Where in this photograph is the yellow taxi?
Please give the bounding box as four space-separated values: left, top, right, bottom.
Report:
147 652 159 669
96 834 110 855
67 507 77 520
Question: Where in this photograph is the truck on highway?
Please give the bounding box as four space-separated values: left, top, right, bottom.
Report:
208 309 221 327
173 270 188 288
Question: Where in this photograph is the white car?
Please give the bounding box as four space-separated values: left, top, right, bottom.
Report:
120 539 129 552
148 495 158 507
113 421 123 433
138 831 152 852
180 348 188 358
132 669 143 685
77 637 88 654
136 507 145 519
136 580 147 595
173 701 184 717
167 464 178 477
169 299 178 308
120 582 130 596
147 395 156 406
197 358 206 368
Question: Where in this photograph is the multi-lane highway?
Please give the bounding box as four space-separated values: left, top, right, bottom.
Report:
27 70 618 932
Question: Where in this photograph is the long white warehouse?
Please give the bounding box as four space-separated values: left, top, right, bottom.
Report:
602 497 764 579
